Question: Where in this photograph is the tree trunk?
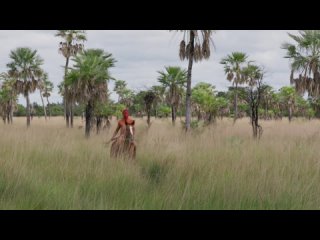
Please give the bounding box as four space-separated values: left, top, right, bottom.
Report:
265 101 268 120
250 92 257 139
197 107 201 121
40 90 47 121
26 93 31 127
147 110 151 127
254 101 259 138
208 112 213 123
46 96 51 118
10 109 13 124
96 116 102 134
288 105 292 122
85 101 93 138
250 86 263 139
64 56 70 127
171 105 176 126
10 98 13 124
65 101 70 127
234 82 238 124
185 31 195 132
70 102 74 128
154 106 157 119
7 110 10 124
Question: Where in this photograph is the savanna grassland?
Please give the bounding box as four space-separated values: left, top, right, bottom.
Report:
1 117 320 209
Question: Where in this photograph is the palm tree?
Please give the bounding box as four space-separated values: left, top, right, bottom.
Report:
42 75 54 118
0 72 17 124
120 89 135 108
261 85 274 119
65 49 116 138
157 66 187 125
174 30 215 131
242 63 264 139
7 47 44 127
144 91 156 127
56 30 87 128
279 86 297 122
114 80 127 102
36 71 48 121
150 85 166 118
220 52 248 123
282 30 320 98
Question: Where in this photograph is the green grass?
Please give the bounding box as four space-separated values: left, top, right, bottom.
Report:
1 116 320 209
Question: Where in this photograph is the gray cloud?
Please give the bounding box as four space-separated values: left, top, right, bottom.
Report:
0 30 298 106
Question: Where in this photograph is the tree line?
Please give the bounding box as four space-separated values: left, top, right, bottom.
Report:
1 30 320 139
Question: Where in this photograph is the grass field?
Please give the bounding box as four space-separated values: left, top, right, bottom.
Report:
1 116 320 209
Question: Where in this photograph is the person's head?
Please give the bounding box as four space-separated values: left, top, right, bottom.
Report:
122 109 129 120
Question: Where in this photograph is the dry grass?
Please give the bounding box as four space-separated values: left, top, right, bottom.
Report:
1 116 320 209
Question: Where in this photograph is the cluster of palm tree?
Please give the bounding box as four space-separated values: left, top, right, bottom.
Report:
157 66 187 125
113 80 134 108
220 52 266 136
0 47 54 127
65 49 116 138
56 30 87 128
0 72 17 123
121 80 316 122
55 30 117 137
2 29 320 140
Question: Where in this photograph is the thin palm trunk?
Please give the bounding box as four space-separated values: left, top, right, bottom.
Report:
171 105 176 126
197 107 201 121
96 116 102 134
46 96 51 118
26 93 31 127
147 109 151 127
10 108 13 124
234 82 238 124
288 105 292 122
179 102 183 120
185 31 195 132
9 97 13 124
39 90 47 121
70 101 74 128
265 101 268 120
171 86 176 125
64 56 70 127
6 108 10 123
250 90 258 138
85 101 93 138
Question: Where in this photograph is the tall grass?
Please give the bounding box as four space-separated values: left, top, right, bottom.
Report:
1 116 320 209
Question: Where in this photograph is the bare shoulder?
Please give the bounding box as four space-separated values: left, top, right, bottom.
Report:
127 117 135 125
118 119 125 126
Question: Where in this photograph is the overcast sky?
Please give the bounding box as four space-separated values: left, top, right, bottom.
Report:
0 30 298 106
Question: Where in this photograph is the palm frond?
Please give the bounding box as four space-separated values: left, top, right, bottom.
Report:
179 40 186 60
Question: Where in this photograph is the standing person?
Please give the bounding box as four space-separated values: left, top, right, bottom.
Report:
110 109 136 159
